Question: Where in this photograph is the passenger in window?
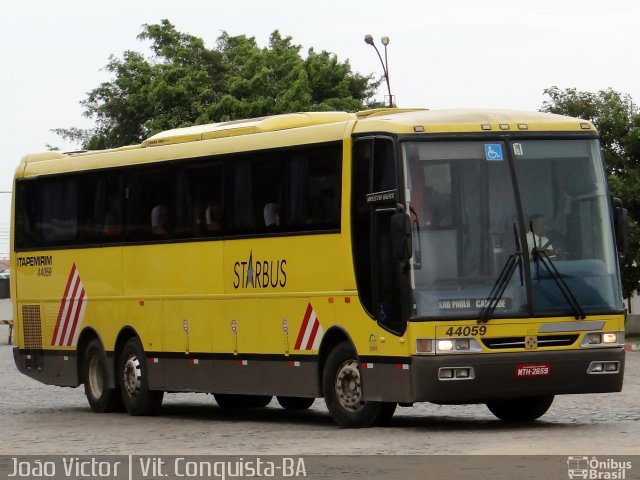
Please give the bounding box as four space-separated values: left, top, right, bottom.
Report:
151 205 170 237
206 200 224 232
190 199 205 236
264 203 280 228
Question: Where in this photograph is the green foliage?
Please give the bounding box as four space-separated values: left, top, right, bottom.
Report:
55 20 381 149
542 86 640 298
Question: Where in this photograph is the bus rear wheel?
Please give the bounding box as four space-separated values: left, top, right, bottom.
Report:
214 394 272 409
486 395 554 422
83 338 123 413
322 342 396 428
276 396 315 410
118 337 163 416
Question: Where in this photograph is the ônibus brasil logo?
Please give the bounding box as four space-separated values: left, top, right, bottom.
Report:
567 456 632 479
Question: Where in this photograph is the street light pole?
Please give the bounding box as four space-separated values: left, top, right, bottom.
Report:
364 34 393 107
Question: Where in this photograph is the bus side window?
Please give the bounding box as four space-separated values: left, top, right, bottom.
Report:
126 166 178 241
284 145 341 231
41 178 78 244
15 182 38 249
230 154 284 234
93 174 123 241
182 162 224 238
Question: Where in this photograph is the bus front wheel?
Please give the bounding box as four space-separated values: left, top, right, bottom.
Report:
118 337 163 416
322 342 396 428
486 395 554 422
83 338 123 413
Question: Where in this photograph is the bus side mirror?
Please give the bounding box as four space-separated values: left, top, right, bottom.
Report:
612 197 629 260
391 212 413 260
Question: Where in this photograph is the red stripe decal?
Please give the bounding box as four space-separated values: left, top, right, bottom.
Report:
59 273 81 346
305 315 320 350
65 288 85 346
51 264 77 345
294 303 313 350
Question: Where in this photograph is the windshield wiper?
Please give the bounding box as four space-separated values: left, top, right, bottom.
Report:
478 224 523 324
530 249 586 320
529 222 586 320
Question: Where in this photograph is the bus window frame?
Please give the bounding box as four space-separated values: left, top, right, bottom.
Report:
13 140 344 252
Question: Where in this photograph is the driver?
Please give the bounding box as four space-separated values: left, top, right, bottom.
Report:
526 214 554 255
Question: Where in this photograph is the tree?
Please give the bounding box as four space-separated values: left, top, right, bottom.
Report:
541 86 640 298
54 20 382 149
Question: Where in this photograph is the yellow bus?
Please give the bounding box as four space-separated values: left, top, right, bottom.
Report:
11 108 627 427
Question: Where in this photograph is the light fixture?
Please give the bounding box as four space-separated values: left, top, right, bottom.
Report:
364 34 393 107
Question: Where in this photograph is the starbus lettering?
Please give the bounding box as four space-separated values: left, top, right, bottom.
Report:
233 251 287 289
17 256 53 268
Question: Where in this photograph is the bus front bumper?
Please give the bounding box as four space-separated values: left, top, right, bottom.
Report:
410 347 625 404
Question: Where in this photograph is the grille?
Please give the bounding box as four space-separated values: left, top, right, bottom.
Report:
482 335 579 350
21 304 42 349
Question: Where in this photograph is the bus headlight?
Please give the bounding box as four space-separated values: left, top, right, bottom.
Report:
586 333 602 344
436 338 482 353
581 331 623 348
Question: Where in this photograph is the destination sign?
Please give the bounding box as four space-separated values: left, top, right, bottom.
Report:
438 298 512 311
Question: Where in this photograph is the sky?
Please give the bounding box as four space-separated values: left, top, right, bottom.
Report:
1 0 640 257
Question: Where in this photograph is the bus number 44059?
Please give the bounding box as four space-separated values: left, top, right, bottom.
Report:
445 326 487 337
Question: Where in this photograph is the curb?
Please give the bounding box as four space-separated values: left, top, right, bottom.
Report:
624 343 640 352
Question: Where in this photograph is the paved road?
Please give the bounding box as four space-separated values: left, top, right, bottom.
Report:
0 338 638 456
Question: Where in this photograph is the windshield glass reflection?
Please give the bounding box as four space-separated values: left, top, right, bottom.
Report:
403 139 622 319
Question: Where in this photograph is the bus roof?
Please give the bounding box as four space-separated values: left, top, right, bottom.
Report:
139 108 595 142
18 108 596 177
353 108 595 135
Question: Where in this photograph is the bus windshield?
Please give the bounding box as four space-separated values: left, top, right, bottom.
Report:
512 139 621 316
403 139 622 319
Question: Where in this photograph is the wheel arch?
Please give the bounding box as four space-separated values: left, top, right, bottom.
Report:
317 325 356 396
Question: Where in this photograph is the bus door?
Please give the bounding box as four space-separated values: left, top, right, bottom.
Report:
352 137 411 334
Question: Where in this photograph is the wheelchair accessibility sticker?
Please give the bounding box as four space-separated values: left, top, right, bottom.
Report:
485 144 503 161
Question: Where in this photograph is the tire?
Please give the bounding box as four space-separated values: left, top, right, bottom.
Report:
276 396 315 410
486 395 554 422
83 338 123 413
214 394 272 409
374 402 397 426
322 342 396 428
118 337 163 416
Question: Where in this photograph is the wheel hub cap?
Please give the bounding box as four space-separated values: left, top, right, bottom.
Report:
335 360 364 412
88 355 104 399
123 355 142 398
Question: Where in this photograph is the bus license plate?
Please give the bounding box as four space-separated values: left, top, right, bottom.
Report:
516 363 550 377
